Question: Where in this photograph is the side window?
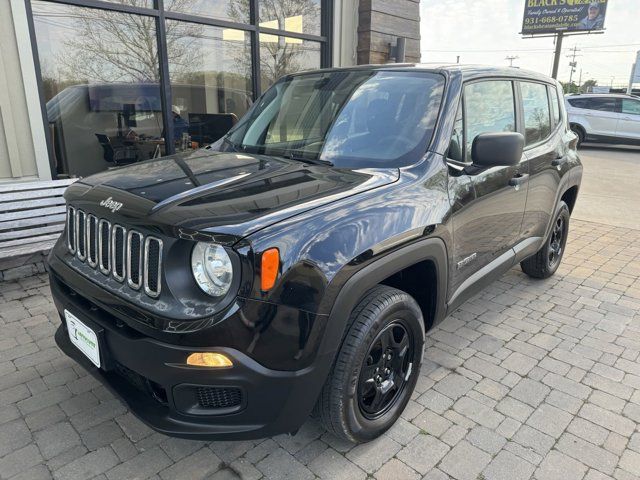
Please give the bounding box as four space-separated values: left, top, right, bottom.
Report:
521 82 551 146
464 81 515 160
589 98 619 112
448 101 464 162
568 98 588 109
622 99 640 115
549 86 561 127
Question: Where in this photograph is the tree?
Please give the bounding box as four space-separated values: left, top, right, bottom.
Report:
50 0 203 85
229 0 321 88
561 81 579 94
581 79 598 93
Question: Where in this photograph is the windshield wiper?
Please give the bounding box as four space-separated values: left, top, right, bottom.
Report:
279 153 333 166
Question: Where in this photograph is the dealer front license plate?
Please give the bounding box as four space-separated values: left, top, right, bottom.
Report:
65 310 101 368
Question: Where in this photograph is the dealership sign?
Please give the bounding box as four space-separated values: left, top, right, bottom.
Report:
522 0 608 35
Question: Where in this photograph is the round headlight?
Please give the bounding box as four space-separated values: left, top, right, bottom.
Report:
191 242 233 297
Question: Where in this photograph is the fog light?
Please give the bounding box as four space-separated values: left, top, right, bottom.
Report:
186 352 232 368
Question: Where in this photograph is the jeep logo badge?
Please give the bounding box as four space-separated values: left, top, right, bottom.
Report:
100 197 123 213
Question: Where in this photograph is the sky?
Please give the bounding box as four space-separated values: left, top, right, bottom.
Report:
420 0 640 88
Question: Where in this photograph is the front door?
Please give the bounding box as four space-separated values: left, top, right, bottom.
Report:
448 80 528 299
617 97 640 142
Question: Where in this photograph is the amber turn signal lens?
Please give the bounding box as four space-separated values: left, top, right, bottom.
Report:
261 248 280 291
186 352 233 368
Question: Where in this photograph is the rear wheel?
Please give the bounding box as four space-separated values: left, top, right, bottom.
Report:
521 201 570 279
317 285 424 443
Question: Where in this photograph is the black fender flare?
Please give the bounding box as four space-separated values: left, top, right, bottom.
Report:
317 236 448 370
282 237 449 432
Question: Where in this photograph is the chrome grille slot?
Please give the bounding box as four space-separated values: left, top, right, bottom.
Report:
112 225 126 282
67 206 76 254
144 237 162 298
75 210 86 261
127 231 143 290
86 215 98 267
65 207 163 298
99 219 111 274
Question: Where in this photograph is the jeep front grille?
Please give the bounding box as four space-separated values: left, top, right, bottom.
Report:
67 208 162 298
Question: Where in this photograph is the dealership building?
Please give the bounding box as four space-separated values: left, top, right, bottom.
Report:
0 0 420 184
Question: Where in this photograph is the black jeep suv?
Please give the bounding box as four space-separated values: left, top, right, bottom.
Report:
49 64 582 443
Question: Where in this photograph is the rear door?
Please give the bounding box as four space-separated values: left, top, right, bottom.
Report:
518 81 564 244
616 98 640 142
448 79 528 297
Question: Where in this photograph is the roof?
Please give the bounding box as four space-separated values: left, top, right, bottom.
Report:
302 63 559 85
565 93 638 99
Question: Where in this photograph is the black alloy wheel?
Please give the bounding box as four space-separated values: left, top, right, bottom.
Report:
547 214 566 270
358 322 414 419
317 285 424 443
521 201 570 279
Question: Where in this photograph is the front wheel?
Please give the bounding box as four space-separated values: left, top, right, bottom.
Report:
521 201 570 279
317 285 424 443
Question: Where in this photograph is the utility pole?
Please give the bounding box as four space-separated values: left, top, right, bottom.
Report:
551 32 564 79
629 51 640 95
505 55 519 67
578 68 582 88
566 45 581 85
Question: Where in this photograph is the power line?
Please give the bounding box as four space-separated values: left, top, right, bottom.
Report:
421 43 640 54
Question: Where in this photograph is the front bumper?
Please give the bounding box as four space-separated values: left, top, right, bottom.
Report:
50 270 331 441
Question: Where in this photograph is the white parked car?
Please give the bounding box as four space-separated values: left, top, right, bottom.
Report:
565 93 640 147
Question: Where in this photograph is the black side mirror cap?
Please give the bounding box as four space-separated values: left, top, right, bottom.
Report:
471 132 524 168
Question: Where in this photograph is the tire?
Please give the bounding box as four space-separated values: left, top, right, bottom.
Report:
521 201 570 279
317 285 425 443
571 124 585 148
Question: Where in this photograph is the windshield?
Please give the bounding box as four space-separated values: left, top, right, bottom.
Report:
223 70 445 168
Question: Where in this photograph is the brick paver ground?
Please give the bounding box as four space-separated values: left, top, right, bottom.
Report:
1 218 639 480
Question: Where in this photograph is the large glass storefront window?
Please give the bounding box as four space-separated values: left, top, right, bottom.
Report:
166 22 253 151
260 0 321 36
33 1 164 177
30 0 328 178
260 35 321 91
164 0 250 24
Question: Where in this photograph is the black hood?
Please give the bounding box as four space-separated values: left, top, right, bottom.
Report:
64 148 398 241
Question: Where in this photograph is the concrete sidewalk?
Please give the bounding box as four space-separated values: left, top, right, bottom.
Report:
0 218 639 480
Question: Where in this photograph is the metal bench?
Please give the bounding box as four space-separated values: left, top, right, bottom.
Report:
0 179 75 260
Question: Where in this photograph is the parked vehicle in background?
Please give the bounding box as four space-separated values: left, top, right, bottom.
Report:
49 64 582 443
565 93 640 147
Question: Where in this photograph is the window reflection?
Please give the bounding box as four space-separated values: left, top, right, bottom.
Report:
260 0 321 36
521 82 551 146
165 0 250 24
33 1 165 177
166 21 253 151
259 35 321 91
464 81 516 159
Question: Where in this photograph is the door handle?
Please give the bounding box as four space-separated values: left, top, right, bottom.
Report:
552 157 568 167
508 173 529 188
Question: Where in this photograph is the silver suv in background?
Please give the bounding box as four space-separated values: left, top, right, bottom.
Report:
565 93 640 147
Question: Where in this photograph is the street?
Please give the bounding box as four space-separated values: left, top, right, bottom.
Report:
573 145 640 230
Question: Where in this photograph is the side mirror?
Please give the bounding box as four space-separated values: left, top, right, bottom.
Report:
471 132 524 168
